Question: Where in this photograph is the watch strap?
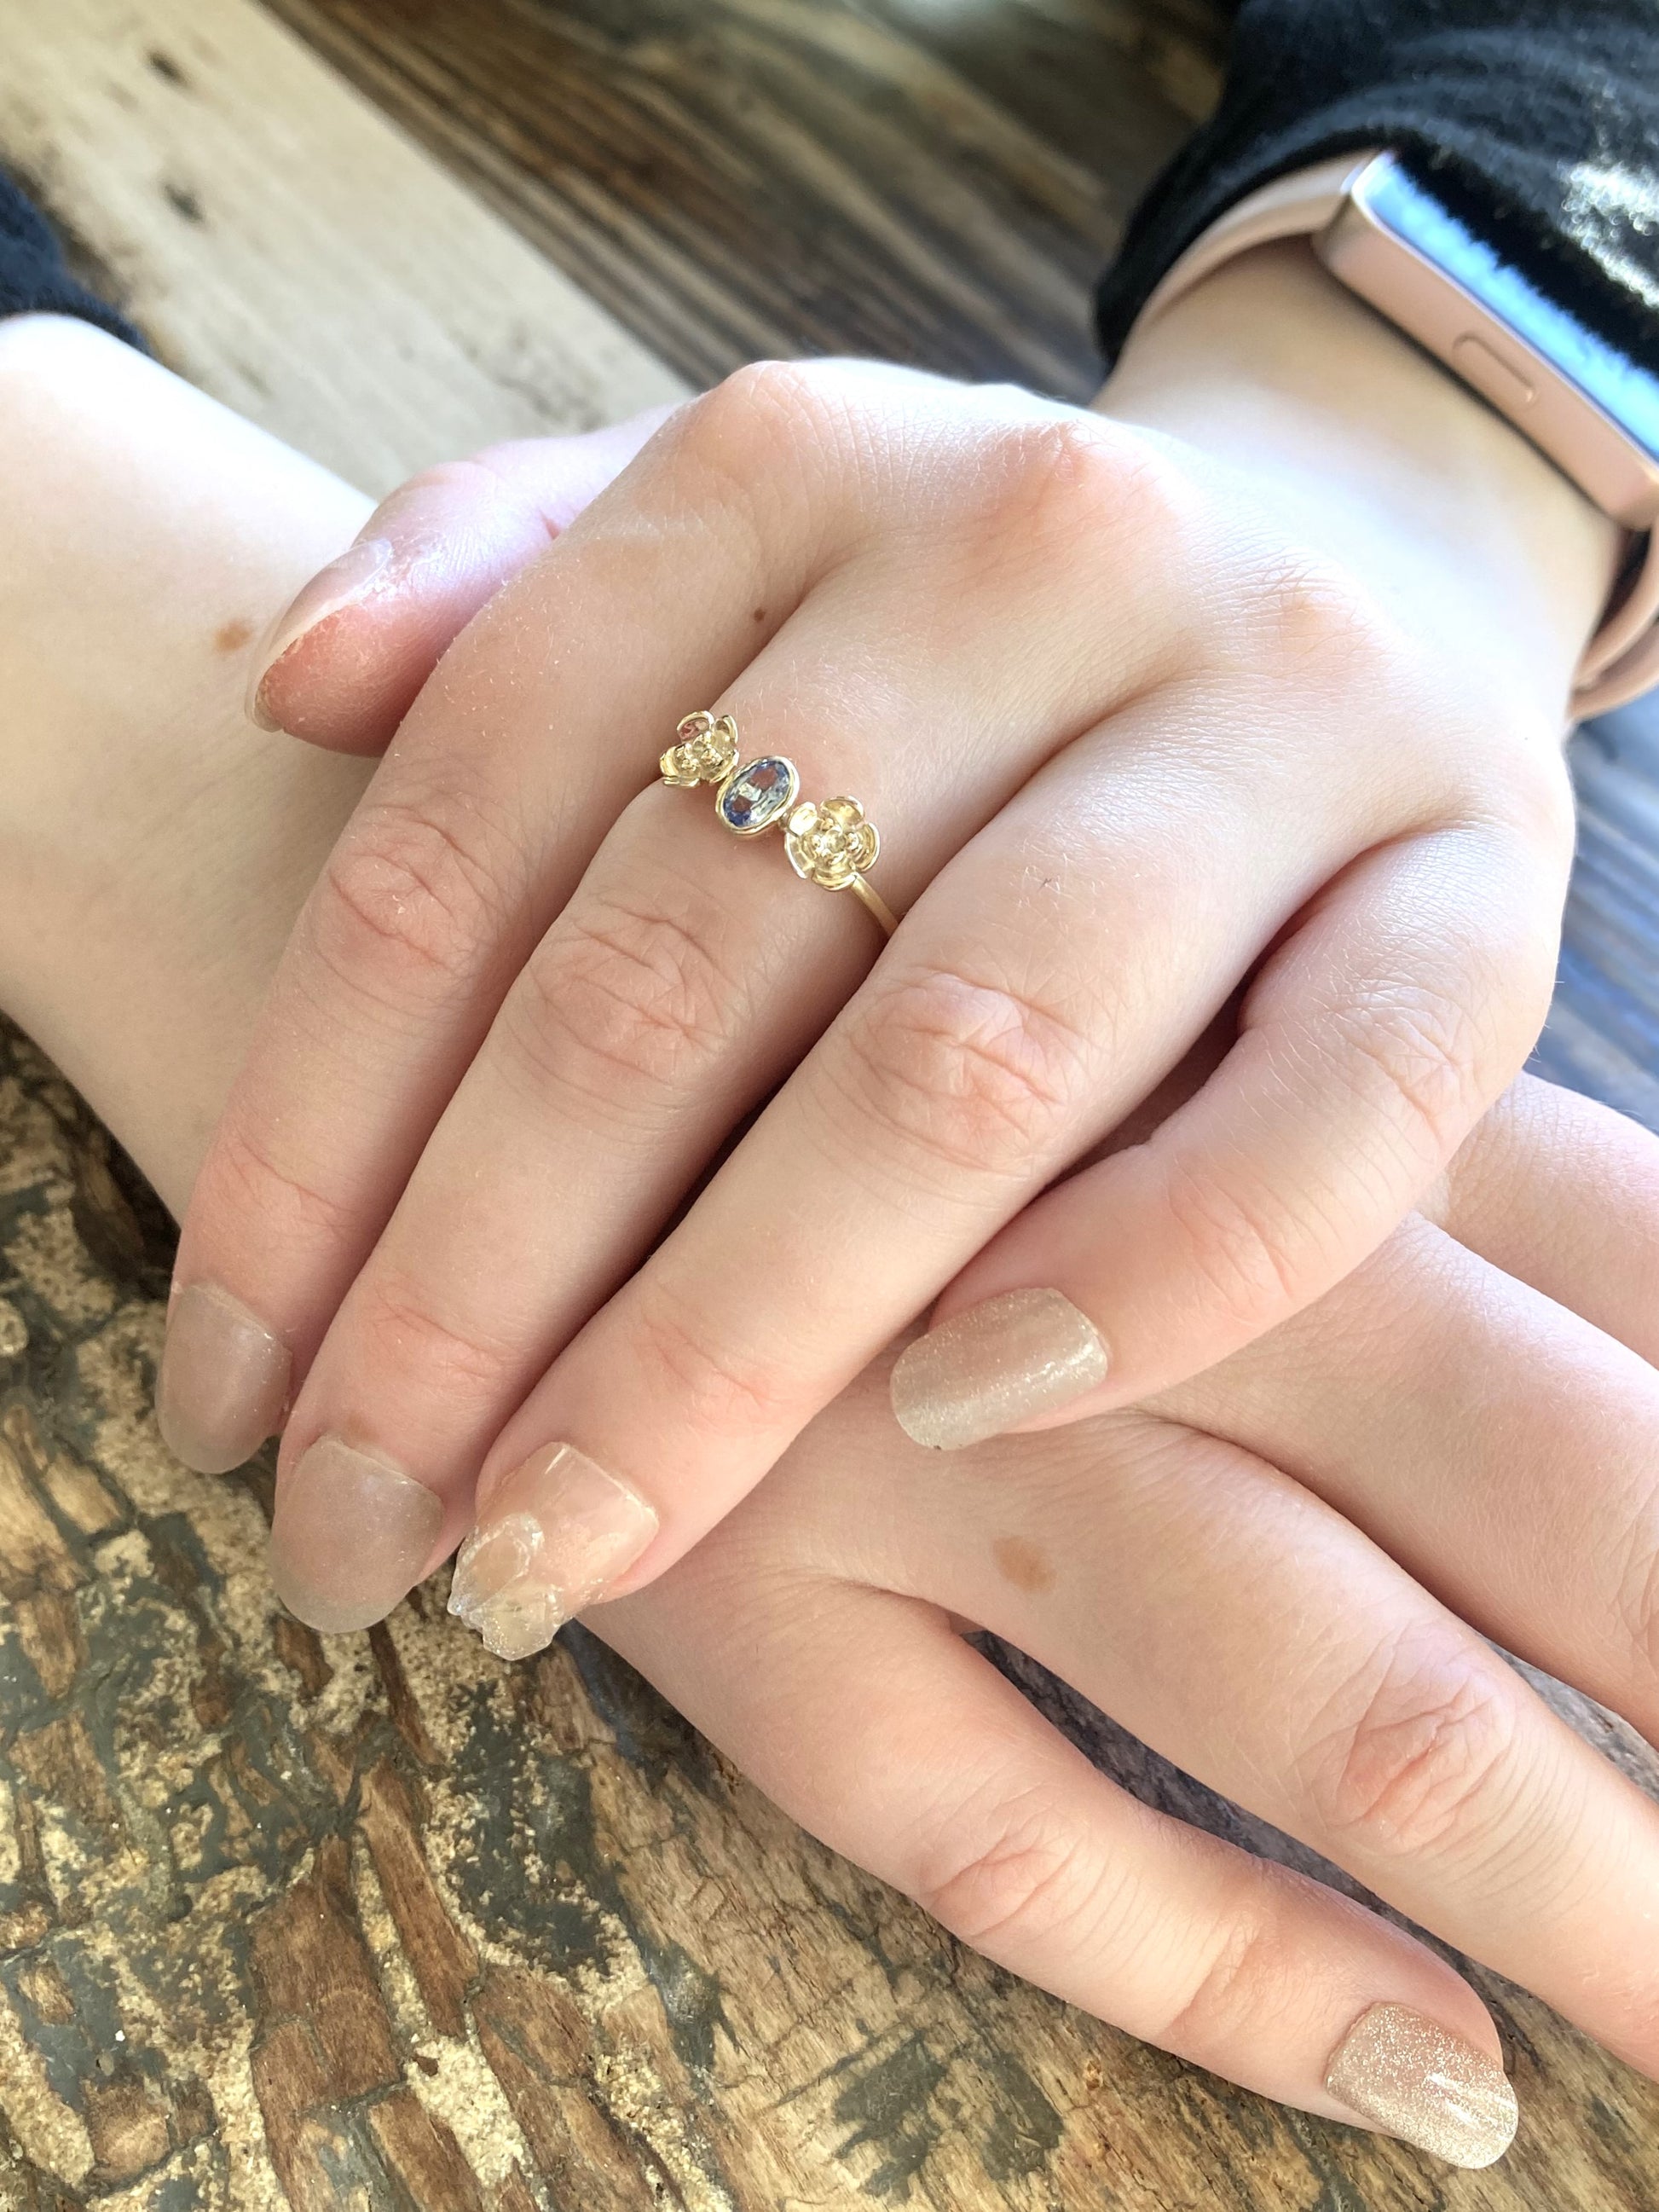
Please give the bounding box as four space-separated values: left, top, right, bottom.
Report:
1127 154 1659 716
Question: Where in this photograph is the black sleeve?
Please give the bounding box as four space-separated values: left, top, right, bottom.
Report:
0 171 145 348
1097 1 1659 367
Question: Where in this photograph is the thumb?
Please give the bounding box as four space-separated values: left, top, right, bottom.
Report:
248 403 683 755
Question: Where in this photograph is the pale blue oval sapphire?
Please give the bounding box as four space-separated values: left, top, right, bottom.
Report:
720 756 797 832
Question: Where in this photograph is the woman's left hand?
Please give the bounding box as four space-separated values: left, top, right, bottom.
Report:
160 246 1618 1640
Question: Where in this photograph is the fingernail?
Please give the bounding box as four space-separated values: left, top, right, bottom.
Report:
889 1288 1108 1451
269 1435 444 1634
246 536 394 730
1324 2004 1518 2169
156 1283 292 1474
448 1443 658 1663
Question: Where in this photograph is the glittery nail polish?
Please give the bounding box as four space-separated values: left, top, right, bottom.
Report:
1324 2004 1518 2168
889 1288 1109 1451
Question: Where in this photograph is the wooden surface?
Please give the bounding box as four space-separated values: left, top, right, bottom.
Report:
0 0 683 492
3 2 1659 2207
258 0 1224 400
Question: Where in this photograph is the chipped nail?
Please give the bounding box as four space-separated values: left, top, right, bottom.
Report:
448 1443 658 1662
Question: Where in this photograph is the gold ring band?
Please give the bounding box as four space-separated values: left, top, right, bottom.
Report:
659 712 897 938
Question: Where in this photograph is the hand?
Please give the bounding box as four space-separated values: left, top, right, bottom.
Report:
161 244 1621 1647
2 318 1651 2171
595 1068 1659 2168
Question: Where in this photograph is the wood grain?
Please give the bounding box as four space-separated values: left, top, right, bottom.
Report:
3 0 1659 2206
0 1074 1656 2212
257 0 1225 398
1538 702 1659 1130
0 0 683 494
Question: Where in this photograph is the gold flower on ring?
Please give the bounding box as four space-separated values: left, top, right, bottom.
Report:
660 711 739 787
784 796 880 890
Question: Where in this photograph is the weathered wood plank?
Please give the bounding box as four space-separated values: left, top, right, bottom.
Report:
0 0 684 493
1537 700 1659 1133
257 0 1223 397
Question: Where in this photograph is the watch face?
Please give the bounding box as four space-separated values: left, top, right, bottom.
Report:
1353 155 1659 466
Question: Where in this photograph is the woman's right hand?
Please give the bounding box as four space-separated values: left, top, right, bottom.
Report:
170 271 1619 1654
228 394 1659 2164
575 1068 1659 2169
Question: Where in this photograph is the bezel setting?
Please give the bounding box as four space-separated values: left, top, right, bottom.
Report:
716 755 801 837
660 711 896 935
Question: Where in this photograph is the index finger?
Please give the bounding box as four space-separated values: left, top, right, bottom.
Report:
158 391 811 1474
250 406 681 754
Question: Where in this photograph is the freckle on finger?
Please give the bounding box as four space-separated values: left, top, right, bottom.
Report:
992 1534 1055 1592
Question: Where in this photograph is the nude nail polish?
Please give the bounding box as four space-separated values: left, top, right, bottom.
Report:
246 536 393 730
448 1443 658 1663
1324 2004 1518 2168
156 1283 292 1474
268 1436 444 1634
889 1288 1109 1451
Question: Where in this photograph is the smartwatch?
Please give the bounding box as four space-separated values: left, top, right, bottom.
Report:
1129 151 1659 715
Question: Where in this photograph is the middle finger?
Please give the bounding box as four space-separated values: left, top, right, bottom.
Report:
169 362 1106 1476
433 662 1436 1658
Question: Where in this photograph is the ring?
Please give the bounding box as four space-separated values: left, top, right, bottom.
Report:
659 712 898 938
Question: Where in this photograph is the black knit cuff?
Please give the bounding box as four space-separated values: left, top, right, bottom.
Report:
1096 3 1659 370
0 171 146 351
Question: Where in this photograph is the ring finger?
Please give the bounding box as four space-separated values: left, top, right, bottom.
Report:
164 370 1203 1485
275 630 1411 1636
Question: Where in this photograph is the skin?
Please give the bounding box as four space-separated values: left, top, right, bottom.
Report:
158 243 1624 1629
3 310 1659 2163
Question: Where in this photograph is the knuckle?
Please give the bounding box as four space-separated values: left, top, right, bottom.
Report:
1159 1153 1313 1331
1300 1636 1518 1857
982 414 1187 568
210 1119 353 1246
1229 545 1401 689
836 965 1087 1195
1327 977 1492 1164
348 1274 519 1401
1156 1889 1291 2059
391 455 562 541
632 1288 794 1442
505 889 739 1107
914 1786 1095 1954
312 796 509 1008
1477 753 1577 872
379 457 480 503
682 357 851 472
